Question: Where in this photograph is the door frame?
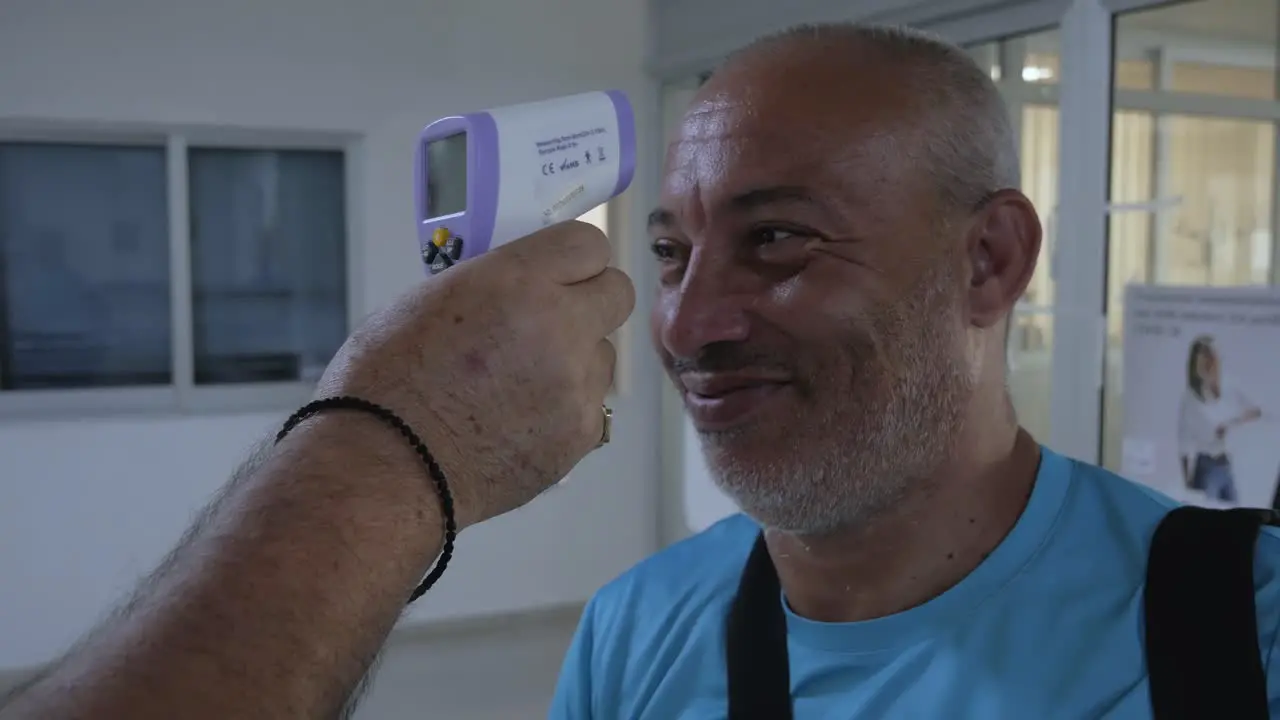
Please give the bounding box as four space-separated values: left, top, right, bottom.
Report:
937 0 1116 463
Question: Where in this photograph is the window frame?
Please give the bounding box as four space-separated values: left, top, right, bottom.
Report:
0 121 363 420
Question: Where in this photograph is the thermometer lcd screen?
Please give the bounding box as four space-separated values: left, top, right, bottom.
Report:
425 132 467 219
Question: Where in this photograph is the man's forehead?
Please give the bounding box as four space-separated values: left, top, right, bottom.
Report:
660 91 906 207
674 84 898 149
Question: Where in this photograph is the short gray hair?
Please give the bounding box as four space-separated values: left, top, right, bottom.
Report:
718 22 1021 211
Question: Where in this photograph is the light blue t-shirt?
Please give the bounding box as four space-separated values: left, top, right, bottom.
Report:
549 447 1280 718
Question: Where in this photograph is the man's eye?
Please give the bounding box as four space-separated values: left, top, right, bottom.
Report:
650 239 681 260
751 227 799 245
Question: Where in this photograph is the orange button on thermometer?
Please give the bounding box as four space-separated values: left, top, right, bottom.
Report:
424 227 466 274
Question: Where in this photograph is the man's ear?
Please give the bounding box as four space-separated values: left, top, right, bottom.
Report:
965 189 1042 329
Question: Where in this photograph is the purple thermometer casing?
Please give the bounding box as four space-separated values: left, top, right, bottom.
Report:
414 90 637 274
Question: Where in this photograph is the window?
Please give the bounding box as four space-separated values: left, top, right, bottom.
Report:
188 149 346 386
0 142 171 390
0 134 351 415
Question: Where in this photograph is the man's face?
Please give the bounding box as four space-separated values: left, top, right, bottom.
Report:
648 60 976 535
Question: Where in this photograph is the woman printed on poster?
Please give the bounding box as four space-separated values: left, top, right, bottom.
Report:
1176 335 1263 504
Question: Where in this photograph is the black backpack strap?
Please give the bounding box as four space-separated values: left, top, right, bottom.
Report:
726 532 793 720
1145 506 1278 719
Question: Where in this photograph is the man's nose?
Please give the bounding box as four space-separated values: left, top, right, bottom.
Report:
658 252 753 359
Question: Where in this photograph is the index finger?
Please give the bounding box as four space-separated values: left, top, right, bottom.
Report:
496 220 612 285
566 266 636 340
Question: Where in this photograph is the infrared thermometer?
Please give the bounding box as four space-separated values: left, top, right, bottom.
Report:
415 90 637 274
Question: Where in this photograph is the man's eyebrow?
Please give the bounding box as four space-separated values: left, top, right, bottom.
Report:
647 208 677 230
647 186 824 232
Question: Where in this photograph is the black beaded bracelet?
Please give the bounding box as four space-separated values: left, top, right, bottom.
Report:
275 396 457 604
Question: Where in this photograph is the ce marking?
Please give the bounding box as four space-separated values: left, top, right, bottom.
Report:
541 162 557 176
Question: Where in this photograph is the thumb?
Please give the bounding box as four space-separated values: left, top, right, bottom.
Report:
495 220 612 285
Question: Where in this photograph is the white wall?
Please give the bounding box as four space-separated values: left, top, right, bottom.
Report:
0 0 660 679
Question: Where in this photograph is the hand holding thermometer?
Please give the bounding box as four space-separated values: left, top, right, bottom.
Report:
415 90 637 274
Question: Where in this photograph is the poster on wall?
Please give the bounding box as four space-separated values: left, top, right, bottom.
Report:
1121 284 1280 510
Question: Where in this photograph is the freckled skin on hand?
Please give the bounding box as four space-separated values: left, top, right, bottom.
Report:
463 350 488 375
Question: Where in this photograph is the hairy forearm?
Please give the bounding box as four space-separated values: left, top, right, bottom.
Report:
1 414 445 720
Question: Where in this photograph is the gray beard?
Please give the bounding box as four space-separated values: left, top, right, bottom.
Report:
700 265 973 536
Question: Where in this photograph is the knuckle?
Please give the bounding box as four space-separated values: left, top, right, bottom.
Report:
600 269 635 322
505 270 551 314
580 399 601 441
619 271 637 310
566 220 610 260
484 252 522 288
605 265 631 291
620 278 638 315
569 218 608 244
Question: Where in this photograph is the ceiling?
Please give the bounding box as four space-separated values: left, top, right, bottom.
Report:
1005 0 1279 63
1121 0 1278 46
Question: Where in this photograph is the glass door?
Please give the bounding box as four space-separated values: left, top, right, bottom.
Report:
1102 0 1280 472
966 29 1065 444
955 0 1117 463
